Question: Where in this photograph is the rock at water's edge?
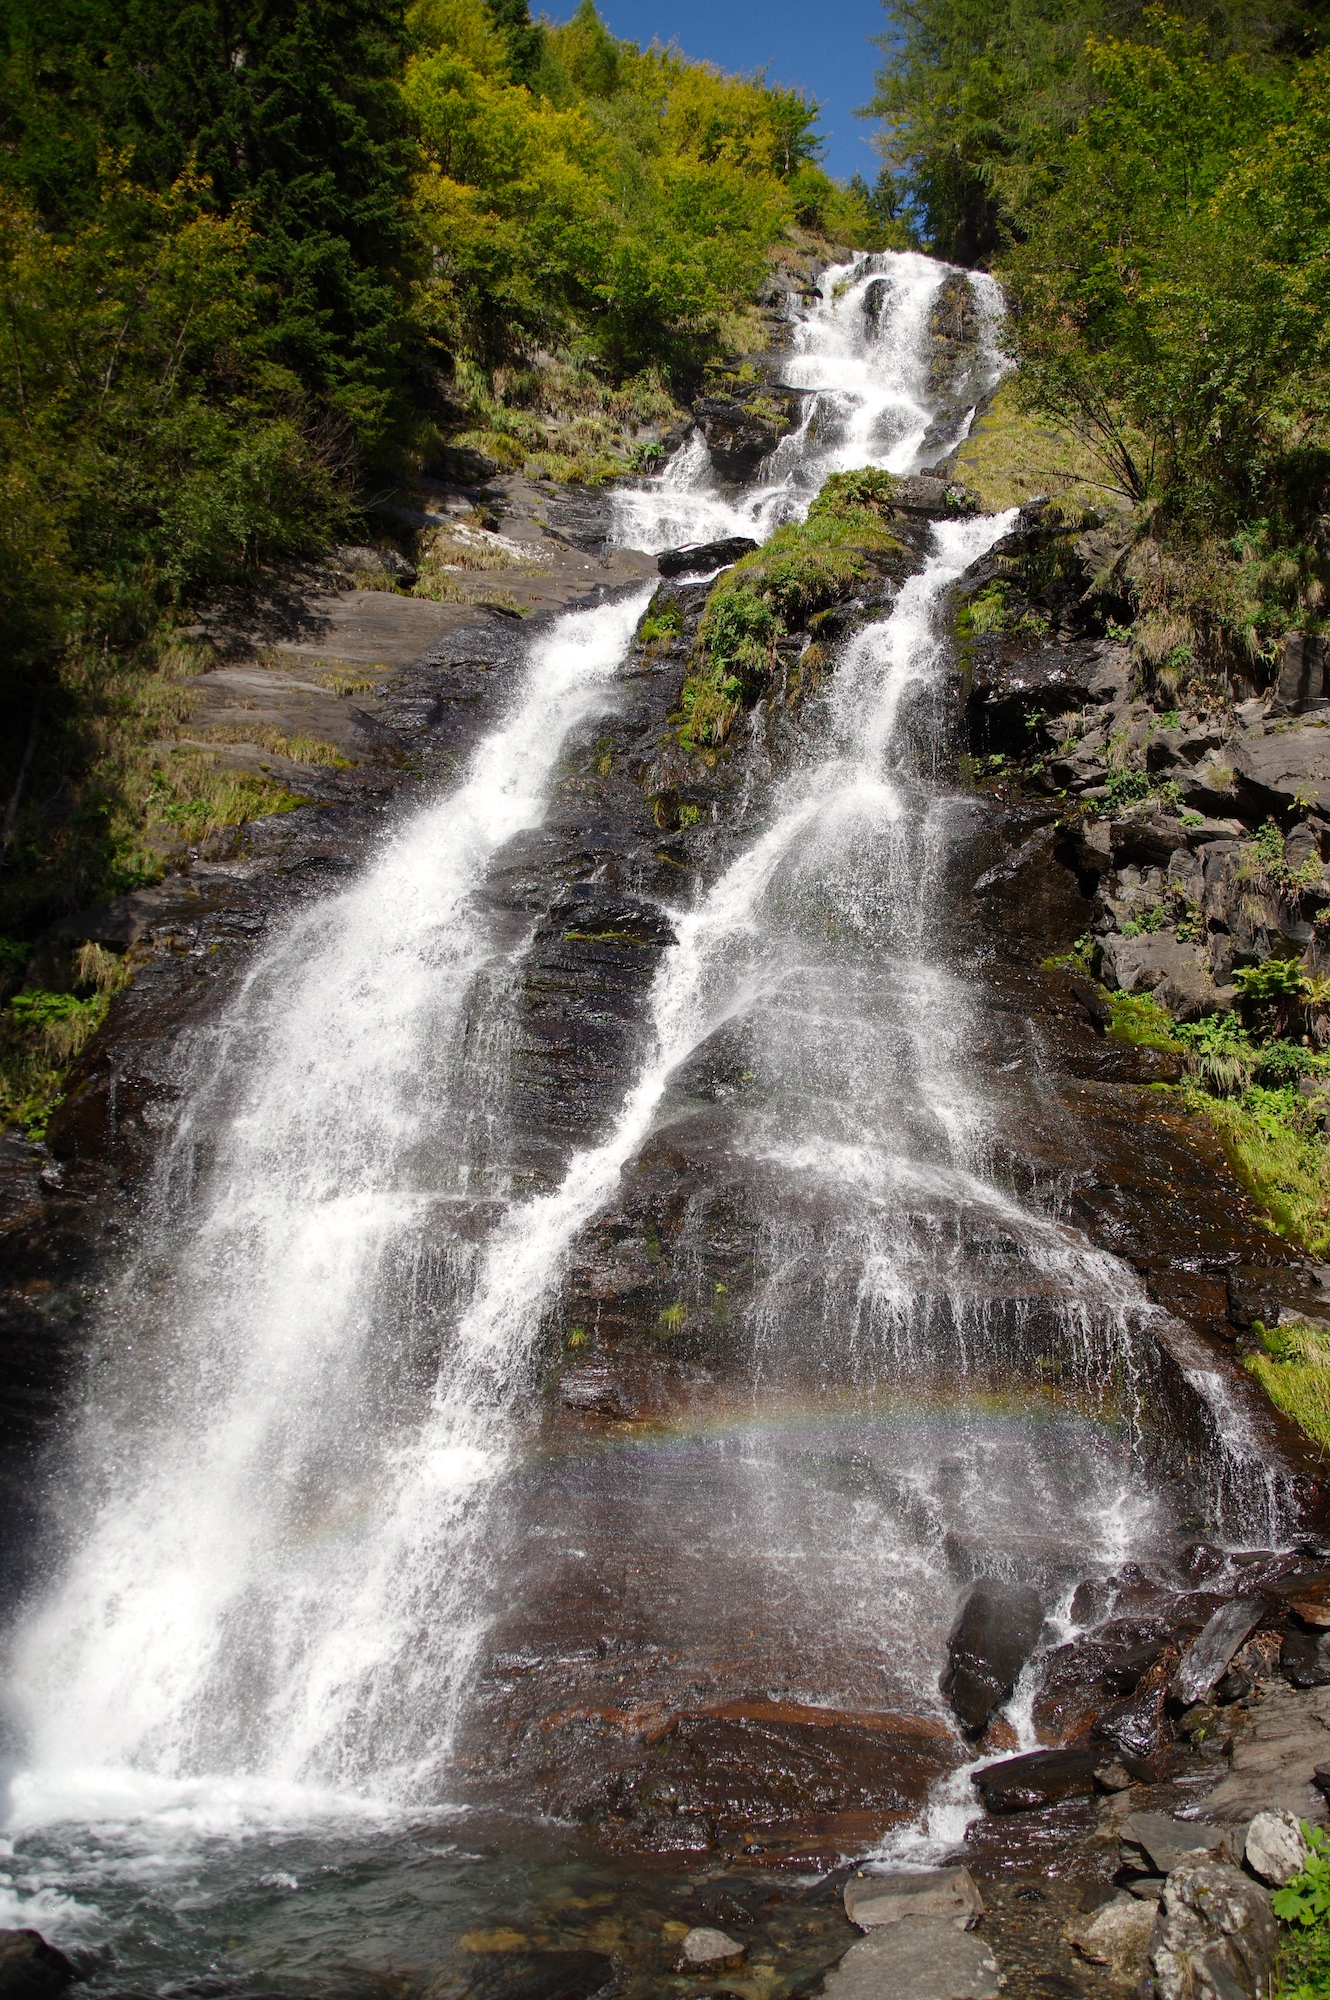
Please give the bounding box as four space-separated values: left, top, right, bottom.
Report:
676 1927 746 1972
1171 1599 1264 1706
658 537 759 578
1065 1896 1157 1985
818 1914 1003 2000
0 1930 77 2000
973 1744 1099 1812
1244 1809 1308 1886
941 1580 1044 1733
1145 1861 1275 2000
844 1866 984 1931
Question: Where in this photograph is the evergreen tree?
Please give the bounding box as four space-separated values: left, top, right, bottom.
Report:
0 0 414 431
481 0 542 82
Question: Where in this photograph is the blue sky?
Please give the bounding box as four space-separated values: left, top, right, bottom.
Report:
576 2 889 182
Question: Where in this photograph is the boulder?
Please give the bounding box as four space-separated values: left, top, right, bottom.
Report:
818 1915 1003 2000
1281 1628 1330 1689
0 1932 77 2000
1110 813 1186 869
1099 931 1220 1019
657 536 759 579
1094 1677 1174 1773
1171 1599 1265 1706
972 1744 1099 1812
691 393 799 481
1272 634 1330 717
676 1927 745 1972
1200 1682 1330 1822
1229 719 1330 816
844 1867 983 1932
330 543 417 583
940 1580 1044 1733
1244 1809 1308 1886
886 475 979 519
1288 1579 1330 1628
1144 1862 1276 2000
1118 1812 1232 1876
1064 1896 1157 1985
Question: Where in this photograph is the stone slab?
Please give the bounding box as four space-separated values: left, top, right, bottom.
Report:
845 1867 983 1931
1201 1683 1330 1822
819 1915 1003 2000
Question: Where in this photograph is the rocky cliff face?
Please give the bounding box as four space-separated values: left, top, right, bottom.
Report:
3 268 1328 1908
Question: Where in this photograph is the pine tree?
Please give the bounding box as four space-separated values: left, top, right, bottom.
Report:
481 0 542 83
0 0 414 432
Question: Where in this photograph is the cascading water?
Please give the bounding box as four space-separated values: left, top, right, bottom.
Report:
0 253 1295 1981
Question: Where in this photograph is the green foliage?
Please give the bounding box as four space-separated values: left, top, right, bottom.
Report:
406 0 812 376
1187 1079 1330 1257
1103 768 1152 808
0 0 415 433
638 599 684 647
1 985 111 1135
1273 1827 1330 1926
1177 1009 1257 1093
1235 957 1310 1004
870 0 1330 664
1120 900 1170 938
1251 1334 1330 1456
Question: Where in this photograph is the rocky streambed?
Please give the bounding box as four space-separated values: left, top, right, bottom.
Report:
2 251 1330 2000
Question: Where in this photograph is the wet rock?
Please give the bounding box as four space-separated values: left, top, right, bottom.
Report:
459 1949 619 2000
964 635 1129 755
1095 1760 1134 1792
658 537 759 579
1118 1812 1232 1876
0 1931 76 2000
887 475 979 519
973 1744 1099 1812
1064 1896 1156 1984
941 1580 1044 1734
1288 1579 1330 1627
1227 1266 1330 1334
691 392 800 482
1280 1628 1330 1689
1171 1600 1265 1706
818 1916 1003 2000
1094 1672 1175 1775
1201 1683 1330 1821
558 1370 633 1418
1245 1809 1308 1885
927 271 984 401
676 1927 745 1972
844 1867 984 1931
1145 1862 1276 2000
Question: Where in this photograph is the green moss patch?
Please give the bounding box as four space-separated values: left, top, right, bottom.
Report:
675 470 905 752
1108 991 1184 1050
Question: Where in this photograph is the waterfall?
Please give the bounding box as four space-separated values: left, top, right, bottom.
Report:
0 251 1291 1940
